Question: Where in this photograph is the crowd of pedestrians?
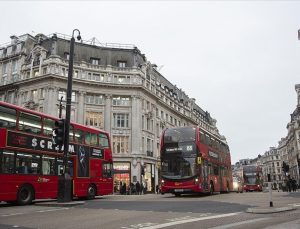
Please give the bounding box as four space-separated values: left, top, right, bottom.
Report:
118 181 149 195
286 176 298 192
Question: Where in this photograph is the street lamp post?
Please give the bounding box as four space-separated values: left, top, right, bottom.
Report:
58 29 81 202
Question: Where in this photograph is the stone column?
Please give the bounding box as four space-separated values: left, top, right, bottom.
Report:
131 95 141 155
104 94 112 132
45 86 57 117
77 91 85 124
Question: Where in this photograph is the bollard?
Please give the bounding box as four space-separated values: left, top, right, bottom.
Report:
268 182 273 207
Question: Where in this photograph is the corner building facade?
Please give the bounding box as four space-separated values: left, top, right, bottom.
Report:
0 33 224 193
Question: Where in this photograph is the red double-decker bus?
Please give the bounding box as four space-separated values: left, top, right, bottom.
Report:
242 165 262 192
0 101 113 205
160 126 233 196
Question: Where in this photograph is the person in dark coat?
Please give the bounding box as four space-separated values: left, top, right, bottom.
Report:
291 177 297 192
135 181 141 195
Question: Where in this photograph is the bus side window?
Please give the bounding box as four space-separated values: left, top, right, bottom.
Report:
43 118 55 137
99 133 109 148
90 133 98 146
56 158 73 177
85 132 91 145
19 112 42 134
69 125 74 142
0 151 15 174
16 153 40 174
74 128 84 144
0 105 16 130
199 132 205 143
213 166 219 176
103 162 113 178
42 155 55 175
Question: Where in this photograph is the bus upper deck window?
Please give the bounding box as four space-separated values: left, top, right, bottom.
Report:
0 105 17 130
43 118 55 136
99 133 109 148
74 128 84 144
19 112 41 134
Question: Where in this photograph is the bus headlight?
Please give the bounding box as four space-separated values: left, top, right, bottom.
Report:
195 178 199 184
161 179 165 184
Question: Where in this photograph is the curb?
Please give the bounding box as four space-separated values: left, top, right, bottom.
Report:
34 201 85 207
246 206 296 214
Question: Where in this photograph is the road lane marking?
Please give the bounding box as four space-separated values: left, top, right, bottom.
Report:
128 212 241 229
36 207 69 213
1 213 24 217
208 217 271 229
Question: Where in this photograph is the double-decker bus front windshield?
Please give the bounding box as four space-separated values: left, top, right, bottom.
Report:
161 127 197 180
243 166 258 185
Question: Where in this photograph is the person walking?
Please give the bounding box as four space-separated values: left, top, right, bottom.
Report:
135 181 141 195
291 177 297 192
156 184 160 194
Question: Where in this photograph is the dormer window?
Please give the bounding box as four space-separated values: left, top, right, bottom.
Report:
90 58 100 65
117 61 126 68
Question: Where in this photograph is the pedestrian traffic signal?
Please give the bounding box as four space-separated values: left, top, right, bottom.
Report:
52 119 65 146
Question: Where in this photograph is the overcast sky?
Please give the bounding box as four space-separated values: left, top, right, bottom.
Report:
1 1 300 163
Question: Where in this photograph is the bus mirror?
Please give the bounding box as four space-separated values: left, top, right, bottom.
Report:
197 157 202 165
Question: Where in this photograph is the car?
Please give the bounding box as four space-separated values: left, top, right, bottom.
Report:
232 177 243 193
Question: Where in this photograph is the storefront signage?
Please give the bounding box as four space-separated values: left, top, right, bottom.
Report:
114 163 130 171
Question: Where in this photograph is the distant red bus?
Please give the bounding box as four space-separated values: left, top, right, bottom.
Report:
0 101 113 205
160 126 233 196
242 165 262 192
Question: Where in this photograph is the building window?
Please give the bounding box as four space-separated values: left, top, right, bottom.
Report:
112 96 130 106
39 88 45 99
31 90 38 101
113 113 129 128
85 94 104 105
58 90 76 102
117 61 126 68
12 60 18 73
64 52 70 60
22 91 28 102
90 58 100 65
112 135 129 154
113 75 130 84
2 62 8 75
85 111 104 128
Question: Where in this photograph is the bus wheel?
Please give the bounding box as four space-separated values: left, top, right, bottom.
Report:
209 183 214 195
87 184 96 200
175 193 181 197
17 185 34 205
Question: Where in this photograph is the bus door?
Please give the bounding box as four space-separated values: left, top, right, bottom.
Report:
202 160 209 191
101 162 113 194
219 166 223 191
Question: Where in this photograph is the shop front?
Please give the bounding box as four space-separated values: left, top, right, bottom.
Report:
113 162 131 194
143 163 155 193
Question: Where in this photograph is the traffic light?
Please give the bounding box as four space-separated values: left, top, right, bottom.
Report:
282 161 289 173
52 119 65 146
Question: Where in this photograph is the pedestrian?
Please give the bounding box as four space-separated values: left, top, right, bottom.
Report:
122 183 126 195
287 176 292 192
156 184 160 194
135 181 141 195
291 177 297 192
